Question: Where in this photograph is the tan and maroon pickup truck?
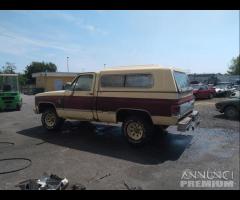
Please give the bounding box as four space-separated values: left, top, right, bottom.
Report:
34 65 199 146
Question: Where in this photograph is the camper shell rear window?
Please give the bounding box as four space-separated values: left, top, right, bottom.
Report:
173 71 191 92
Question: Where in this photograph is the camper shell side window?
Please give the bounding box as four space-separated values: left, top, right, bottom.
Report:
100 73 154 88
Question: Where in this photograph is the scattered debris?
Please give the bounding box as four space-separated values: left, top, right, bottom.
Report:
97 173 111 181
123 181 143 190
87 171 99 183
16 179 40 190
16 173 68 190
71 183 86 190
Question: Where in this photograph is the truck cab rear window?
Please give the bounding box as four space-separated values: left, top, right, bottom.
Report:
100 74 153 88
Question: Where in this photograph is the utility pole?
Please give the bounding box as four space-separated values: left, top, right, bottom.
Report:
67 57 69 72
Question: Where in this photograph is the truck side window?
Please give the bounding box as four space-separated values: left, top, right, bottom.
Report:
125 74 153 88
101 75 125 87
74 74 93 91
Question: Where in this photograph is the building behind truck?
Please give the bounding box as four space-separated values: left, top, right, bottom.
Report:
32 72 78 92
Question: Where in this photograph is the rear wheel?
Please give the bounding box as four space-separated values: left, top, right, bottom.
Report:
224 106 239 119
41 109 65 131
122 116 154 147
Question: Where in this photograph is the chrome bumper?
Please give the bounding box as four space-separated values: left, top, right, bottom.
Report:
177 110 200 132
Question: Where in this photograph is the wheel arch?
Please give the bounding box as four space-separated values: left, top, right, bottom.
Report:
116 108 153 124
38 102 57 113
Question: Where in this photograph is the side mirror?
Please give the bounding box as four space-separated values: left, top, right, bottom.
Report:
63 83 72 90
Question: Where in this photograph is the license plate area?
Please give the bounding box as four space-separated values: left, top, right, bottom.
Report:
177 110 200 132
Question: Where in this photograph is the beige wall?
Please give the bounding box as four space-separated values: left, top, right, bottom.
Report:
36 76 75 91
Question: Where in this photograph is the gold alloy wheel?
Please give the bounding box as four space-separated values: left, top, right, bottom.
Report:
45 112 56 127
126 122 144 141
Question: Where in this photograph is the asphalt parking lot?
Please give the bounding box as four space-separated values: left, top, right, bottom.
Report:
0 95 239 190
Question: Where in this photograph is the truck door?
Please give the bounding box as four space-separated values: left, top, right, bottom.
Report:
63 73 96 120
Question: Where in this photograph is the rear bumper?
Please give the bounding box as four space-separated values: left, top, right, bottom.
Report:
177 110 200 132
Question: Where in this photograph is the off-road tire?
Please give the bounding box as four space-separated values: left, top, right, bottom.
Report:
41 109 65 131
224 106 239 119
122 116 154 147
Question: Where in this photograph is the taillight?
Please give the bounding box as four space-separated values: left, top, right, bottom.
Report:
171 104 180 116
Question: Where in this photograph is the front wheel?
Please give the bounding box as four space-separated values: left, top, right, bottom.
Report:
41 109 65 131
122 116 154 147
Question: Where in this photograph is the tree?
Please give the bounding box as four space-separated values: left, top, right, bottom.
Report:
19 73 28 86
0 62 16 74
227 55 240 75
24 61 57 84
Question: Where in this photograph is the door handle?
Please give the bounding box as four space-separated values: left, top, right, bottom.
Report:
88 92 93 95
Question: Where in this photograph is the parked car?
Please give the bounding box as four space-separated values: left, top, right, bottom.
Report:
214 82 233 97
208 85 216 97
233 85 240 90
230 90 240 98
34 65 200 146
215 94 240 119
191 84 215 99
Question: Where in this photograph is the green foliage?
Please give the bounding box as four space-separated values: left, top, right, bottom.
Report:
19 73 27 86
0 62 16 74
227 55 240 75
24 61 57 84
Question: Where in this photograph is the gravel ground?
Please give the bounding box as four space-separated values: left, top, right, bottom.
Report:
0 95 239 190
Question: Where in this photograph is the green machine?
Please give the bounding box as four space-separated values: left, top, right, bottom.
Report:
0 74 22 111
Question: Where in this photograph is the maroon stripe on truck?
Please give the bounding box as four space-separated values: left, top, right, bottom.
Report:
96 96 174 116
64 96 95 110
35 94 194 117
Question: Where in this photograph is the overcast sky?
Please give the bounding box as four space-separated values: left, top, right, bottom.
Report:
0 10 239 74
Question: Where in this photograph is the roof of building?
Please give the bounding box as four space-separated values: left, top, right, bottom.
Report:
32 72 78 78
0 73 18 76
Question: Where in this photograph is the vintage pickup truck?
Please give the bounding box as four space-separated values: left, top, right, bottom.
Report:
34 65 199 146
